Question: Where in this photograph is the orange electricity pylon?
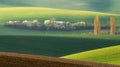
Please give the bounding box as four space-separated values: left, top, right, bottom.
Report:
110 17 115 35
94 16 101 35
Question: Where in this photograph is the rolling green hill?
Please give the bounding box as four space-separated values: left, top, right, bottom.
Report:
0 34 120 57
61 45 120 65
0 22 120 57
0 0 120 14
0 2 119 60
0 7 119 25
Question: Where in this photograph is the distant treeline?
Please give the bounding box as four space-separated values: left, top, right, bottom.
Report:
4 19 111 31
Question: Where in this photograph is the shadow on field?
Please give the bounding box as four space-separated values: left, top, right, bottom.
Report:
0 35 120 57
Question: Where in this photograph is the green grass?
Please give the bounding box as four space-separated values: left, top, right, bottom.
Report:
0 7 119 60
0 25 120 39
0 1 119 63
61 45 120 65
0 24 120 57
0 7 119 25
0 25 93 35
0 0 120 14
0 34 120 57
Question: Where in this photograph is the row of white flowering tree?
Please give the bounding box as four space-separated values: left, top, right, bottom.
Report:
4 18 109 31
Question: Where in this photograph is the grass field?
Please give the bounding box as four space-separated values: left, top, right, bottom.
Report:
0 7 119 25
0 7 119 55
0 1 119 65
0 9 119 57
61 45 120 65
0 25 93 35
0 0 120 14
0 22 120 57
0 34 120 57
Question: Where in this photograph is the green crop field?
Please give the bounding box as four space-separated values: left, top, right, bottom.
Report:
0 25 92 35
61 45 120 65
0 7 119 58
0 34 120 57
0 7 119 25
0 0 119 66
1 23 120 57
0 0 120 65
0 0 120 14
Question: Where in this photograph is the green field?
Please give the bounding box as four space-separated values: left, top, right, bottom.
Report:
0 7 119 35
0 34 120 57
0 0 120 14
0 6 119 65
0 7 119 58
0 0 120 65
0 7 119 25
61 45 120 65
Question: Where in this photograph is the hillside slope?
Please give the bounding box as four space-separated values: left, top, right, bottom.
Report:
61 45 120 65
0 34 120 57
0 0 120 14
0 52 119 67
0 7 119 25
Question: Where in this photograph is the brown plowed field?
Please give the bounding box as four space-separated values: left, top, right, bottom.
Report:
0 52 119 67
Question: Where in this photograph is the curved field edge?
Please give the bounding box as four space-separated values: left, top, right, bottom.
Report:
0 52 119 67
0 7 119 25
61 45 120 65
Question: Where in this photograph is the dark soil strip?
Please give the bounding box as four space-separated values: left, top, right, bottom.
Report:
0 52 119 67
